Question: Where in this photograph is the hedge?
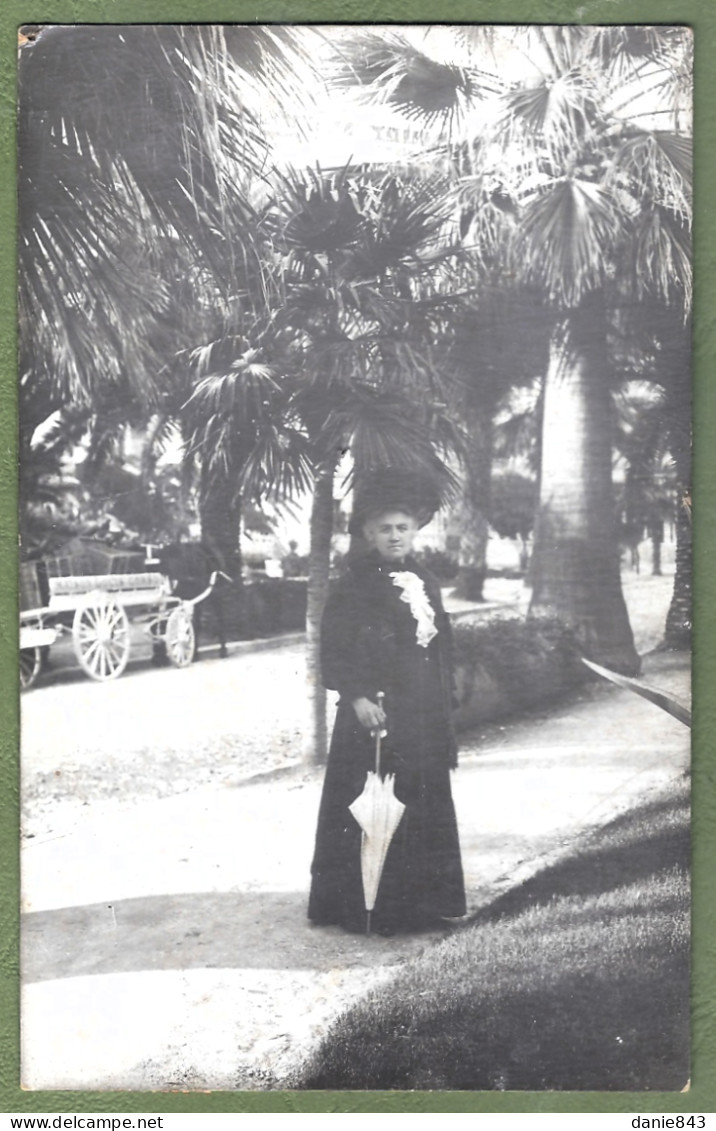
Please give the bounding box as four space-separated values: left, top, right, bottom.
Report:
195 584 588 732
194 577 308 644
452 614 588 731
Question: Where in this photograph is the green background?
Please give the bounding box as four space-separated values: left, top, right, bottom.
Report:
1 0 713 1116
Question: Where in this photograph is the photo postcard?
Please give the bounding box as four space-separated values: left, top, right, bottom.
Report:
15 20 693 1098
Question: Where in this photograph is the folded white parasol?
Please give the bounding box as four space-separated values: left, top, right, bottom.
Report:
348 692 406 934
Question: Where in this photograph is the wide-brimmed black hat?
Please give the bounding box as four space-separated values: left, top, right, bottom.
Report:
349 468 442 535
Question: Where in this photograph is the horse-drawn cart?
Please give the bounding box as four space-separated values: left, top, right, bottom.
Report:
19 547 225 689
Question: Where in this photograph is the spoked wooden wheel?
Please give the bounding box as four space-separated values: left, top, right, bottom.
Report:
72 593 130 681
164 605 196 668
20 647 41 690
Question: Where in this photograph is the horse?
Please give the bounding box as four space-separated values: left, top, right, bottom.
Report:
156 541 232 659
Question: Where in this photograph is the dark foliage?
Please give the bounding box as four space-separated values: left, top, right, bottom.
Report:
452 614 585 706
414 547 459 581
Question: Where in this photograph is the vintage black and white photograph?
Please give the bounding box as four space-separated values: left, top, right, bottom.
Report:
17 24 692 1092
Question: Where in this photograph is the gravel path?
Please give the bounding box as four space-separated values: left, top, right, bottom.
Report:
22 643 308 836
21 570 676 840
20 566 689 1091
20 577 526 834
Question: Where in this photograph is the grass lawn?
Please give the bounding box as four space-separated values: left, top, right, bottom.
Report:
294 780 690 1092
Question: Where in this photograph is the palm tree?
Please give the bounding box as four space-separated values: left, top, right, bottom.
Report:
18 371 90 556
613 382 674 569
444 284 550 599
184 162 464 762
333 25 691 673
181 333 313 611
19 27 467 766
17 23 313 550
612 298 692 643
262 163 464 761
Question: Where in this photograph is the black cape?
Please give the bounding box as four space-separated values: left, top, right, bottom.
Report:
308 551 466 933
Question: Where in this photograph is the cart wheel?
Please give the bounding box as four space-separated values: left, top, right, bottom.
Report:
20 647 41 690
164 605 196 668
72 593 130 681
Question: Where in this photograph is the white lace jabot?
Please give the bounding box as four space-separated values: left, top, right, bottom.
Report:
389 571 438 648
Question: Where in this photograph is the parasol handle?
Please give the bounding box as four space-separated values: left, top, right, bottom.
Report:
375 691 385 775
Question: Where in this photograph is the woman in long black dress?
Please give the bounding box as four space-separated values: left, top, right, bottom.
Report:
308 475 466 935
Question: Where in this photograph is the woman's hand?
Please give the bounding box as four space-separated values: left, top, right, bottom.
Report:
352 696 387 730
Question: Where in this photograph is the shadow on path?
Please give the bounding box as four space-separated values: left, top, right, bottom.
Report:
468 786 690 928
298 787 691 1093
22 890 445 984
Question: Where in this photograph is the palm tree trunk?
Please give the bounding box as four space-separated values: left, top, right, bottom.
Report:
529 293 640 675
663 490 691 648
304 461 336 764
199 466 244 638
452 408 492 601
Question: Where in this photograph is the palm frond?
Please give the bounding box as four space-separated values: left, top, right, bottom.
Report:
268 164 366 255
18 24 310 405
493 408 540 468
593 26 683 69
628 205 692 314
374 338 459 402
498 67 596 165
222 24 318 130
269 164 453 276
516 177 624 308
237 423 314 502
598 26 692 126
183 351 282 419
18 25 309 239
327 30 485 129
323 393 460 501
19 28 243 269
610 131 691 219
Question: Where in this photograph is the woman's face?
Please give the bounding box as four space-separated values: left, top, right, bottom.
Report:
363 509 420 562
